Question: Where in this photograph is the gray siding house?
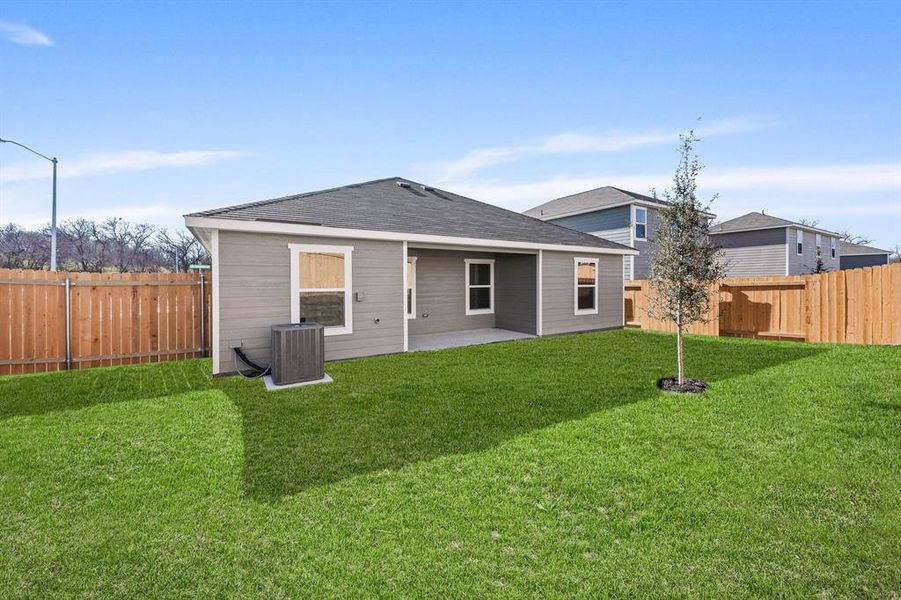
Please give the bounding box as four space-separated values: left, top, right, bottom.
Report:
839 241 891 270
186 178 636 375
709 212 842 276
524 186 712 280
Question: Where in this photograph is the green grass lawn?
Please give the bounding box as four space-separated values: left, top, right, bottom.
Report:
1 330 898 597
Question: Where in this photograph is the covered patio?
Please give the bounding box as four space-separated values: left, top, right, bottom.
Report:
404 246 539 352
408 328 535 352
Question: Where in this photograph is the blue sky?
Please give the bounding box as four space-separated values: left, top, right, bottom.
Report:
1 1 899 248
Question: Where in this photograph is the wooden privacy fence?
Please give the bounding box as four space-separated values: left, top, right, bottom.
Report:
0 269 211 376
624 262 901 345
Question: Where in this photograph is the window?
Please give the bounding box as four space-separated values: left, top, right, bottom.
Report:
634 207 647 240
796 229 804 255
815 233 822 258
464 258 494 315
406 257 417 319
289 244 353 336
574 257 599 315
831 237 836 259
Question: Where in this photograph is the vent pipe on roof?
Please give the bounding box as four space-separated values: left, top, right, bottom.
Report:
396 181 410 188
420 185 433 191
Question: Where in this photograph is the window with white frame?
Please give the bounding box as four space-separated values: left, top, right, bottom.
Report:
574 257 599 315
406 257 417 319
797 229 804 255
831 237 836 259
464 258 494 315
289 244 353 336
815 233 822 258
634 207 647 240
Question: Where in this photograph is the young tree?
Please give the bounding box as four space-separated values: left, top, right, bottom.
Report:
648 133 725 388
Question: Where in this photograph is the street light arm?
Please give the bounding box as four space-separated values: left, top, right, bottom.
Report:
0 137 55 162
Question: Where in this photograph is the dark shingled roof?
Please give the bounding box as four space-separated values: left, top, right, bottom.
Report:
523 186 667 219
840 241 891 256
188 177 632 251
709 212 841 236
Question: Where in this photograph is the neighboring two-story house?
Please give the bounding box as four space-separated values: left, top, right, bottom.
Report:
524 186 713 280
709 212 842 276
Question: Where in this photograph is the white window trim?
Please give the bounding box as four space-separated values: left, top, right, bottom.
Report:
464 258 495 316
831 237 836 259
633 206 648 241
796 229 804 255
574 257 599 316
815 233 822 257
406 256 417 319
289 243 354 336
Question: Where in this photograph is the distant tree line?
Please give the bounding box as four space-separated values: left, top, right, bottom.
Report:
0 218 209 272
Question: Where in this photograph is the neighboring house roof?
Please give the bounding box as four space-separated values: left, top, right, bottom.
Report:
709 212 841 237
840 241 891 256
523 186 667 220
186 177 633 251
523 185 715 220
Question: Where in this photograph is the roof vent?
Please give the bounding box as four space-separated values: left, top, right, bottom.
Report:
420 185 433 191
396 181 410 188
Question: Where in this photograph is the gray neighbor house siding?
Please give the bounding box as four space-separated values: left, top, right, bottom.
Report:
841 254 889 270
709 212 844 277
714 228 787 277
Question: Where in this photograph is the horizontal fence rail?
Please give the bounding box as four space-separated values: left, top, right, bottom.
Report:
0 269 211 376
624 262 900 345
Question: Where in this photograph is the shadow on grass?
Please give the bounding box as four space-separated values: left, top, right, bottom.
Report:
216 330 825 501
0 358 212 420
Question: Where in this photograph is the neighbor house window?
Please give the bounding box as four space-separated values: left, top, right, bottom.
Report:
797 229 804 255
634 207 647 240
816 233 822 258
831 237 836 259
574 257 599 315
289 244 353 336
406 257 417 319
464 258 494 315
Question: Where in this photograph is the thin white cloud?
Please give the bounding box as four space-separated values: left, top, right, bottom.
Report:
0 20 53 46
427 115 777 181
447 162 901 211
0 149 248 183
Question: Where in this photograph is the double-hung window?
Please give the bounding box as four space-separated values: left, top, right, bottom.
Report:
406 257 417 319
815 233 822 258
634 207 647 240
831 237 836 259
289 244 353 336
574 257 599 315
796 229 804 255
465 258 494 315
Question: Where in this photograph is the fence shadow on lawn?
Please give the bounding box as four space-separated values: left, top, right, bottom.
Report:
220 332 826 502
0 358 212 419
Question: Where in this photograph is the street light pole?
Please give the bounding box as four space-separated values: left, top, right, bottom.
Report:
0 138 59 271
51 157 58 271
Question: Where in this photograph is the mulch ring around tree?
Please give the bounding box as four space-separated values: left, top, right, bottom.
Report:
657 377 708 394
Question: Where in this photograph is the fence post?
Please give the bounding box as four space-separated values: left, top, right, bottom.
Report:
199 274 206 357
64 277 72 370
